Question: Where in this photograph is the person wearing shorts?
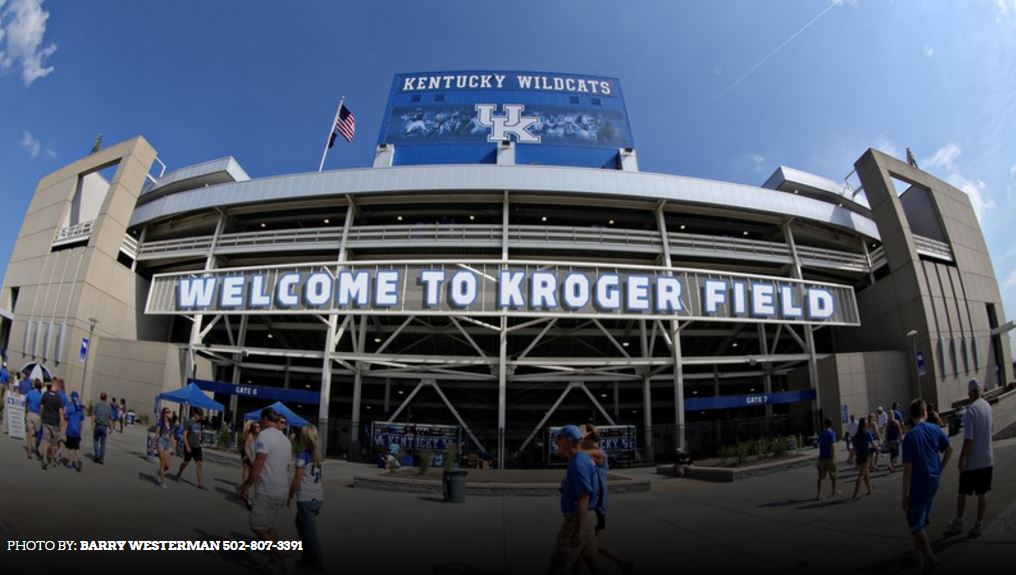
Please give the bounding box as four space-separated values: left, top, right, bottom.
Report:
64 391 85 471
945 379 994 539
579 426 634 574
547 425 600 575
240 408 292 568
816 417 839 500
902 399 953 572
38 382 64 470
885 409 904 473
176 407 206 489
24 379 43 460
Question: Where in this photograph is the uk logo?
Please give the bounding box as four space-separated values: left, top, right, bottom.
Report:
475 104 541 144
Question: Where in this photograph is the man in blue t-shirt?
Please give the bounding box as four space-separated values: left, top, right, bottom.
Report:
902 399 953 572
24 380 44 460
17 374 32 395
64 391 86 472
816 417 838 500
548 424 600 575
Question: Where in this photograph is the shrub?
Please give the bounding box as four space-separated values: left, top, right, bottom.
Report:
444 443 459 470
735 441 751 464
719 445 736 465
772 436 789 458
754 437 770 460
137 414 149 425
217 428 233 449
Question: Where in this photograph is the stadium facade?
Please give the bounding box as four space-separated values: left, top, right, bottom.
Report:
1 71 1011 465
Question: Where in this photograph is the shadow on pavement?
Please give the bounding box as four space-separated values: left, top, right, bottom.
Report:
214 486 247 507
855 532 969 574
431 563 506 575
795 498 852 510
756 498 814 508
418 496 447 504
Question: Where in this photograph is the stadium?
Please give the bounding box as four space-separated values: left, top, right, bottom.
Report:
1 70 1011 466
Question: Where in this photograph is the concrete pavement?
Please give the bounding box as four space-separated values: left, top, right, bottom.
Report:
0 421 1012 574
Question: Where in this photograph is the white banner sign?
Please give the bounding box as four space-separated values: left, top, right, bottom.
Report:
6 394 26 440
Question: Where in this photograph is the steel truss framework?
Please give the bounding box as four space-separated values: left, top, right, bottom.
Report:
172 197 835 468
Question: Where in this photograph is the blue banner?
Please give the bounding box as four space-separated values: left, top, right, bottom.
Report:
684 389 817 411
188 378 319 404
371 421 461 451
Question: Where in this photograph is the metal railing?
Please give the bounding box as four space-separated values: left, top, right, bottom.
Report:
53 220 95 246
133 223 878 273
913 234 954 262
120 234 139 259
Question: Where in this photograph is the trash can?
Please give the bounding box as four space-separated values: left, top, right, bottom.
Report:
442 469 468 503
126 411 136 425
948 408 965 436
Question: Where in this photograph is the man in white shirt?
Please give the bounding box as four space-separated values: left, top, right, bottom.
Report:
945 378 994 538
240 407 292 566
876 406 888 433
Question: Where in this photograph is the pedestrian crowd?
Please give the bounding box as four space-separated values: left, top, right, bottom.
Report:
817 379 994 573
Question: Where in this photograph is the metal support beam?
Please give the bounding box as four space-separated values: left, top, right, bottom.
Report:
516 383 578 456
672 319 685 450
497 315 508 469
640 320 653 462
576 382 616 426
784 222 821 431
517 318 558 360
429 379 486 453
350 314 368 456
758 324 773 418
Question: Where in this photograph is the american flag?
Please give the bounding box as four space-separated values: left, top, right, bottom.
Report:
329 104 356 147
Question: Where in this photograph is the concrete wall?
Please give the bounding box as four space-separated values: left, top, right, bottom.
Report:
0 137 157 401
86 337 213 415
850 149 1012 412
812 351 909 435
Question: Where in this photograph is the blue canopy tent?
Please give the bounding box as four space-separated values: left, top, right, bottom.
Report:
155 382 225 413
243 401 310 427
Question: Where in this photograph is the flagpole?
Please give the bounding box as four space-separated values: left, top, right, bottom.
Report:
318 96 345 172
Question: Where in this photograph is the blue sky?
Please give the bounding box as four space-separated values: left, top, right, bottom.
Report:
2 0 1015 323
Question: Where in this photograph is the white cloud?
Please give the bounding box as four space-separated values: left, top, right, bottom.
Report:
0 0 57 85
747 153 765 172
924 142 961 172
923 45 935 57
923 143 996 222
20 129 39 157
998 0 1016 22
1005 267 1016 290
872 134 898 158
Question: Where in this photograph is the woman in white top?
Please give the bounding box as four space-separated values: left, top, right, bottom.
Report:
289 425 324 572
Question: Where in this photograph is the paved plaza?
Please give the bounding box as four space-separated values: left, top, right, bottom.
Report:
0 421 1013 574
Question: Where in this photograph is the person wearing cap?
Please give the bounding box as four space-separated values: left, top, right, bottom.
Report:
901 398 953 572
64 391 86 471
240 407 292 569
547 424 600 575
945 378 994 538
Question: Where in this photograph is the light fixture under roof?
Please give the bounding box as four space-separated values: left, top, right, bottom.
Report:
608 219 615 225
601 393 608 398
267 333 274 339
469 215 475 221
305 384 311 389
398 389 405 395
541 216 547 222
732 342 739 348
324 218 330 224
622 341 629 347
743 231 749 236
374 337 382 343
680 224 686 230
260 223 266 228
397 216 403 221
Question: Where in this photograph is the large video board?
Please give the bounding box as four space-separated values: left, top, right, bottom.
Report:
378 71 633 168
